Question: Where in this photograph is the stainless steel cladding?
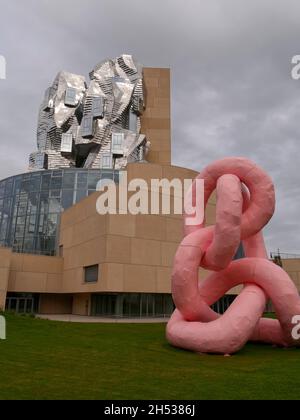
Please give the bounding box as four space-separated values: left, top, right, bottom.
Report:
29 54 149 171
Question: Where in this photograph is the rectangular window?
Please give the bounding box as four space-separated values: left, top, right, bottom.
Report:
112 133 124 156
84 265 99 283
90 293 174 318
88 172 101 189
112 133 124 147
92 96 104 118
81 115 94 137
61 190 74 210
49 198 60 213
77 172 88 188
50 176 62 190
61 133 73 153
65 87 78 107
63 172 75 189
35 153 46 170
30 175 41 192
27 215 36 234
101 153 113 169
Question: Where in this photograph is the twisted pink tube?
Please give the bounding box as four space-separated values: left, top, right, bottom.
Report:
166 157 300 354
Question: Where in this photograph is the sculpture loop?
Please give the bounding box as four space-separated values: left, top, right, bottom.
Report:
166 157 300 354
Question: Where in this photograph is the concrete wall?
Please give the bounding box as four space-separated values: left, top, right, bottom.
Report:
59 163 211 295
39 294 72 314
281 259 300 290
8 253 63 293
72 293 91 316
141 68 171 165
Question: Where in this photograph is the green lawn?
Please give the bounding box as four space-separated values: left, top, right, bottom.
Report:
0 313 299 400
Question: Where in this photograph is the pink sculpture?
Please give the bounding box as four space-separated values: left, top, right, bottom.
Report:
166 157 300 354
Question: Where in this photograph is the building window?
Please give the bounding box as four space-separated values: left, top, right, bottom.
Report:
84 265 99 283
81 115 94 137
64 87 78 107
0 169 120 257
35 153 46 170
92 96 104 118
101 153 113 169
112 133 124 147
61 133 73 153
91 293 175 318
112 133 124 156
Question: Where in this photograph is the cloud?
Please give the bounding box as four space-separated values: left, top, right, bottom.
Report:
0 0 300 253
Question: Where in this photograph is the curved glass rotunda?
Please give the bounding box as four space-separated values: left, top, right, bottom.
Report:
0 168 119 256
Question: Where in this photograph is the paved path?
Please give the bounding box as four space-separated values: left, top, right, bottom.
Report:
37 314 169 323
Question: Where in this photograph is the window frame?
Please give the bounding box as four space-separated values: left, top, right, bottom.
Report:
61 133 73 153
92 96 104 118
101 153 113 169
81 115 94 137
84 264 99 283
64 87 78 107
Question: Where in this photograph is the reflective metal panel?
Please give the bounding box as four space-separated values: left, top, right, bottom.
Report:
30 55 149 171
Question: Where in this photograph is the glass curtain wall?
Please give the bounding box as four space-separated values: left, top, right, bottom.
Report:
91 293 175 318
0 168 119 256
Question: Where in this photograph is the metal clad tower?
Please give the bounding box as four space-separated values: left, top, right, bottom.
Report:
29 54 150 172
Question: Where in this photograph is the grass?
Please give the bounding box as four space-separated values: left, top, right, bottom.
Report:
0 312 300 400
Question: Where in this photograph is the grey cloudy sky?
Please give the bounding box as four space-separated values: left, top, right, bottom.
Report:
0 0 300 254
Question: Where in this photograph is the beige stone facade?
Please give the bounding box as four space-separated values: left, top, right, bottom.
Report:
141 68 171 165
0 161 204 315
